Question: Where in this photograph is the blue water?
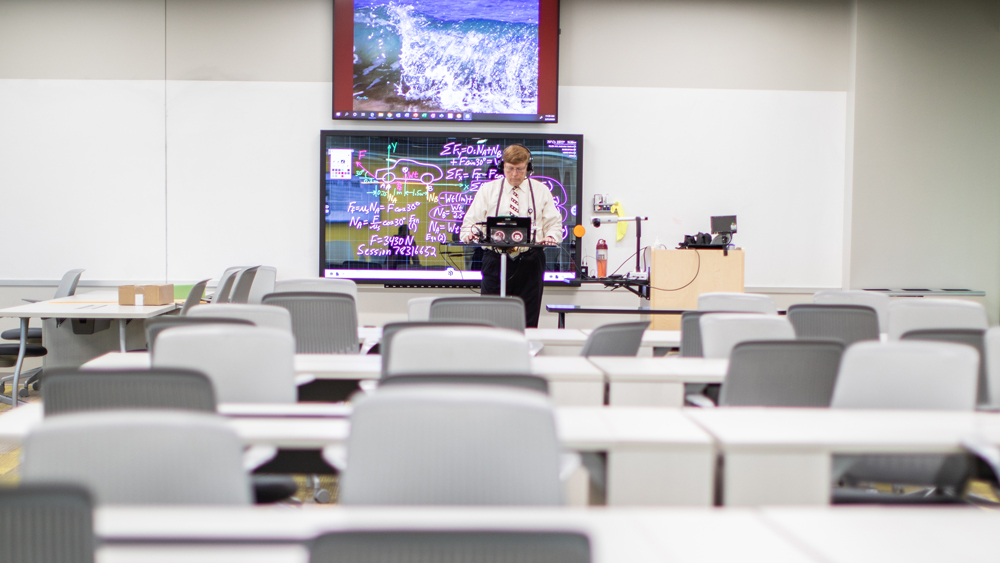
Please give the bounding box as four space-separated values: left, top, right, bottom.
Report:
354 0 538 24
353 2 539 114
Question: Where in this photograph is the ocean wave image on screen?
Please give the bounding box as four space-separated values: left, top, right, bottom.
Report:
353 0 539 114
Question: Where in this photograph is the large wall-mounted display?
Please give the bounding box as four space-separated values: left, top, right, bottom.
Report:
320 131 582 285
332 0 560 123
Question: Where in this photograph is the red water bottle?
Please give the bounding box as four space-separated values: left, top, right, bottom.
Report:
596 239 608 278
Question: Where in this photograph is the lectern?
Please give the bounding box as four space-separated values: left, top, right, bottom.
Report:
649 248 745 330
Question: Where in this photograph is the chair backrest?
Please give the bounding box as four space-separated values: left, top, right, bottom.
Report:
407 296 437 321
152 325 297 403
902 328 989 405
385 326 531 377
985 327 1000 410
261 292 358 354
22 410 252 505
699 313 795 359
886 298 988 340
54 269 85 299
831 341 978 411
813 289 891 332
227 266 260 304
187 304 292 332
719 340 845 407
274 278 358 300
430 296 525 332
144 316 254 354
787 304 881 347
0 485 94 563
246 266 277 304
43 368 216 416
698 292 777 315
379 321 492 377
179 278 211 316
339 385 562 506
579 321 648 357
310 531 591 563
212 267 241 304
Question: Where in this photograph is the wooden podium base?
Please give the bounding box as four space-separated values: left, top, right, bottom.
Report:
649 248 745 330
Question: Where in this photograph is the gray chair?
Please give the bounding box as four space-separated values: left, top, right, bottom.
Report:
378 321 492 377
228 266 260 304
262 291 359 354
680 311 709 357
984 327 1000 410
187 304 293 332
143 315 254 354
0 485 94 563
246 266 277 305
152 325 297 403
830 341 980 502
310 531 591 563
22 410 252 505
430 296 525 332
813 289 891 332
902 328 988 406
407 296 437 321
274 278 358 300
338 385 562 506
43 368 216 416
211 267 241 304
1 268 85 397
698 292 777 315
579 321 648 357
699 313 795 359
718 340 845 407
787 303 881 346
886 298 988 341
178 278 210 316
381 325 545 393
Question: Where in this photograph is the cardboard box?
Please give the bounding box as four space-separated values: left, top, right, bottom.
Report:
118 284 174 306
142 284 174 306
118 285 137 305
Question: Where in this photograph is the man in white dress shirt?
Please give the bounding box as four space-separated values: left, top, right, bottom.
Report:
460 144 562 327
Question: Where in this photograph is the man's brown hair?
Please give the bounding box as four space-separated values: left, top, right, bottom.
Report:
502 144 531 165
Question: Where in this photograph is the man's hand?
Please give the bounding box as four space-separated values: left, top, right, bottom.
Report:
540 236 558 246
461 231 475 243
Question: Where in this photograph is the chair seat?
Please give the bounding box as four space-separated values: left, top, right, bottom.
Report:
0 344 47 357
1 328 42 341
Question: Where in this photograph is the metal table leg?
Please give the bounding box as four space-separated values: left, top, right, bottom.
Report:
499 252 508 298
4 317 30 408
118 319 128 353
558 312 566 329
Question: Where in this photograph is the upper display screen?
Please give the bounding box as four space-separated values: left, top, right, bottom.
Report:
332 0 560 123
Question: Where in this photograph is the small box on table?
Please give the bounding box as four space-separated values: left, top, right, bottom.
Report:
118 284 174 306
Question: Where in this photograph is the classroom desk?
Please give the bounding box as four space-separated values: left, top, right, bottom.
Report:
761 506 1000 563
82 353 607 406
0 404 715 506
529 328 681 356
0 291 176 406
94 506 816 563
588 357 728 406
685 408 986 506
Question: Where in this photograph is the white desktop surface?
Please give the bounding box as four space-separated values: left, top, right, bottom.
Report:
82 352 607 406
0 291 177 320
578 329 681 349
589 356 727 407
762 506 1000 563
97 545 306 563
526 328 589 345
94 506 811 563
686 408 984 506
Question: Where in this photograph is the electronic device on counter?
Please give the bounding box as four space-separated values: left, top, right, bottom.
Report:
678 215 737 250
486 216 532 247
